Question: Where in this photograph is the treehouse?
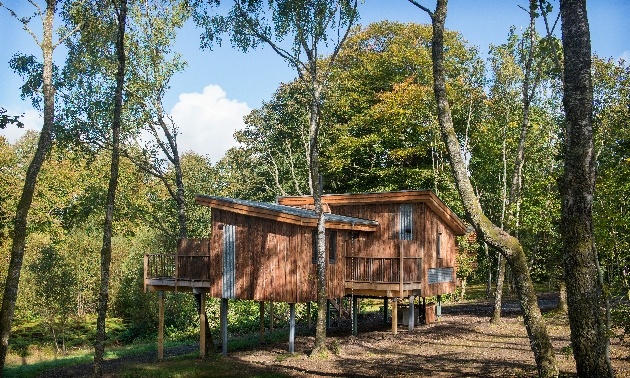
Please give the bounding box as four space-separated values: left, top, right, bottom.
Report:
144 190 466 357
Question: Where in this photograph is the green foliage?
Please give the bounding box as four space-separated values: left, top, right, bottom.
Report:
0 108 24 129
10 316 128 355
592 57 630 295
27 245 76 353
322 21 482 208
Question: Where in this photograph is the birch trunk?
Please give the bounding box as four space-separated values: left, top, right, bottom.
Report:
94 2 127 376
0 1 57 373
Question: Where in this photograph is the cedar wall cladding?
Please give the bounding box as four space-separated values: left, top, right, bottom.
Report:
208 208 348 303
329 202 457 296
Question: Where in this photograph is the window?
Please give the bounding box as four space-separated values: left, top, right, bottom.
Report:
437 232 442 258
329 231 337 264
399 204 413 240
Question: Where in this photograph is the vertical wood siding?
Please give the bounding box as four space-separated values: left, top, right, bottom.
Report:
208 208 346 302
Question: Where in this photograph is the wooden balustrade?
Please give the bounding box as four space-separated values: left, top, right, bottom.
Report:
146 253 422 289
146 254 176 279
345 256 422 283
145 254 210 281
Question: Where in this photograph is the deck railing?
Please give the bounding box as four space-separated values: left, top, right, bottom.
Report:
145 254 175 279
144 254 210 281
345 256 422 283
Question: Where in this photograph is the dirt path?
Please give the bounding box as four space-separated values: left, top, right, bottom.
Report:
37 295 630 377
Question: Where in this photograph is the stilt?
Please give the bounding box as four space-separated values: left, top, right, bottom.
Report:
307 302 312 330
437 295 442 319
269 302 274 333
199 292 207 358
392 298 398 335
289 303 295 353
259 301 265 343
352 296 358 336
158 291 164 361
383 297 389 324
408 295 415 332
220 298 228 356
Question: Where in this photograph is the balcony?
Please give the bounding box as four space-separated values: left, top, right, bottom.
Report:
144 239 211 292
344 256 423 296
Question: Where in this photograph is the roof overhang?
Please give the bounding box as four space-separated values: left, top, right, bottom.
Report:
278 190 467 236
195 195 378 232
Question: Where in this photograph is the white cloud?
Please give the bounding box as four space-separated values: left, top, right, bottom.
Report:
170 85 251 163
0 107 42 143
619 50 630 64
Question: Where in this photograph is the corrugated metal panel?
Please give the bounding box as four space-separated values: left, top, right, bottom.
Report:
399 204 413 240
428 267 454 284
222 224 236 299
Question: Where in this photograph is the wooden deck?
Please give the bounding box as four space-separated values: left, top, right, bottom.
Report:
344 256 422 297
144 253 422 298
144 254 211 292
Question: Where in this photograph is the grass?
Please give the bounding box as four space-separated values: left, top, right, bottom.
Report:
3 324 301 378
3 341 187 378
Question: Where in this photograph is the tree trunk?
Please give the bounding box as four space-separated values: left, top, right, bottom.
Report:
0 1 57 373
308 75 328 355
94 2 127 376
485 242 492 299
417 1 558 376
559 0 612 376
491 255 506 323
557 280 568 313
495 0 537 323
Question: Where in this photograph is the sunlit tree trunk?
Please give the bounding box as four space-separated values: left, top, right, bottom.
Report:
0 1 58 373
94 1 127 376
559 0 612 375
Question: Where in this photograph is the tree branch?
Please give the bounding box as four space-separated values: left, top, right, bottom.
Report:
407 0 433 17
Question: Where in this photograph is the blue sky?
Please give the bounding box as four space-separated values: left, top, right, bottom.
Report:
1 0 628 162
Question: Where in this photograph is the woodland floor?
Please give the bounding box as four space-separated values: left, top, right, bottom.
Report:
35 293 630 377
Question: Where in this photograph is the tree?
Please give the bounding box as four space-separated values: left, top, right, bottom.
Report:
558 0 613 375
93 0 127 375
123 0 191 240
409 1 558 376
194 0 358 353
322 21 483 202
28 245 77 356
592 56 630 342
0 0 80 372
235 81 311 197
483 3 560 322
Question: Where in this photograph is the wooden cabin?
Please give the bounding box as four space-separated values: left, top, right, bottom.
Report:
144 190 466 357
277 190 467 299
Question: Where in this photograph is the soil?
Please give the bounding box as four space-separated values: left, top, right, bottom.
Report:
37 294 630 377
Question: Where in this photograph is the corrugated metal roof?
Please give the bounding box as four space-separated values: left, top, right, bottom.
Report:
195 195 378 227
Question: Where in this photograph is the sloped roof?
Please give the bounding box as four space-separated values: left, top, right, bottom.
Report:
278 190 467 236
195 195 378 231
